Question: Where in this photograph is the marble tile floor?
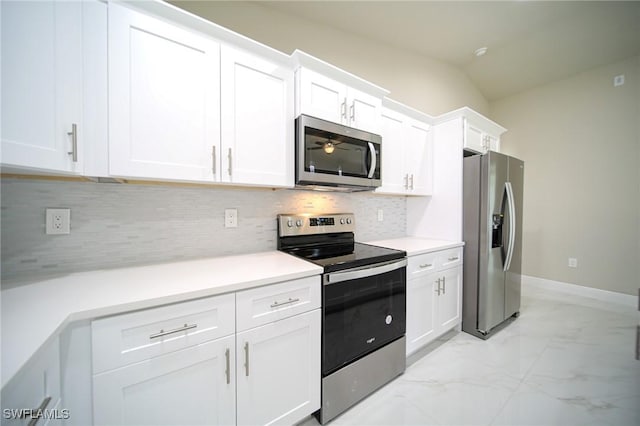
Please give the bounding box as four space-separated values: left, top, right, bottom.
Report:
304 286 639 426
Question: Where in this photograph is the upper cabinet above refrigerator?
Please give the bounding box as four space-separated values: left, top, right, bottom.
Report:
292 50 389 134
436 107 507 155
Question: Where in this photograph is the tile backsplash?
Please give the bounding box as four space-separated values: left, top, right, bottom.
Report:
1 178 406 283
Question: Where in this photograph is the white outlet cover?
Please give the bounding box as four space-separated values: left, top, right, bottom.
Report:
224 208 238 228
46 208 71 235
614 75 625 87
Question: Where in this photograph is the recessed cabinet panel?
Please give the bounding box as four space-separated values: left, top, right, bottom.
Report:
378 110 406 193
93 337 235 426
298 68 347 124
437 267 462 331
406 275 436 354
220 45 294 187
236 310 321 426
1 0 82 173
108 3 220 182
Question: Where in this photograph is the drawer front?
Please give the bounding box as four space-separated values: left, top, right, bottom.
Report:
92 293 235 374
236 276 321 332
439 247 463 269
407 252 438 278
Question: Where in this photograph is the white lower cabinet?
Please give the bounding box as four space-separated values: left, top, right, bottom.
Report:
406 247 463 356
0 338 63 426
90 276 321 426
236 310 321 426
93 336 235 426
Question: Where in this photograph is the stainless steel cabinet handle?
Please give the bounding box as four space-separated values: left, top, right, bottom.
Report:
149 323 197 340
23 396 51 426
341 99 347 120
404 174 409 189
419 263 433 269
228 148 233 177
270 297 300 308
212 145 217 175
447 256 459 261
442 276 446 295
409 174 414 190
67 123 78 162
244 342 249 376
350 102 355 122
225 348 230 384
435 278 442 295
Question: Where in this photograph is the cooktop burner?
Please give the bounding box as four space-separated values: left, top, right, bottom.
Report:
277 213 405 273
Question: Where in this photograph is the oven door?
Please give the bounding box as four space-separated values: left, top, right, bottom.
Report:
322 259 406 376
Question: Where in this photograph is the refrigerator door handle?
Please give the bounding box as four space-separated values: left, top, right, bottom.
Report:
504 181 516 271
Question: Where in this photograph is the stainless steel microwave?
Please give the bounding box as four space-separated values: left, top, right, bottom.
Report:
295 115 381 191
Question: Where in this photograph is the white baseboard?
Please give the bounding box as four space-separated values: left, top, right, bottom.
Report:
522 275 637 308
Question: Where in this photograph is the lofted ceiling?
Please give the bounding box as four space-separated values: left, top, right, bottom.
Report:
256 1 640 101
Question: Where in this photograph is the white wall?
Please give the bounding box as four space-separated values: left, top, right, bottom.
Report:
491 55 640 296
172 1 489 116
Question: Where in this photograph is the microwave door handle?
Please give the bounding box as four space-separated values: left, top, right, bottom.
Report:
367 142 377 178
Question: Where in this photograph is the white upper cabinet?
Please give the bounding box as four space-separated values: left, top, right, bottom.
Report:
1 1 87 174
220 45 294 188
377 99 433 196
437 107 506 155
293 51 389 134
108 3 220 182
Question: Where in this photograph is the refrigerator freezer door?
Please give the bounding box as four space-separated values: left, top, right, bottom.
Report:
478 152 508 333
505 157 524 318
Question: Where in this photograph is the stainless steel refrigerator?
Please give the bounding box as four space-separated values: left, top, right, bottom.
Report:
462 151 524 339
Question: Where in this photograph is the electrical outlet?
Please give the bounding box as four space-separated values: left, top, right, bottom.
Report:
613 74 625 87
377 209 384 222
46 208 71 235
224 208 238 228
568 257 578 268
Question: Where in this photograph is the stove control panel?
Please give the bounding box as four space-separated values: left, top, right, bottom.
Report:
278 213 355 236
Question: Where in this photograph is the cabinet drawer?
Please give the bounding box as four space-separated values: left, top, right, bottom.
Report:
236 276 321 332
1 338 61 426
92 293 235 374
439 247 463 269
407 252 438 277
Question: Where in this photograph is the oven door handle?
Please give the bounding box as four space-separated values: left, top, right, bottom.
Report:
324 258 407 285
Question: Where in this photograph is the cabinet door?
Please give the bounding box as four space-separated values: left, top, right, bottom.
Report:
1 338 61 426
406 275 436 355
436 267 462 332
220 45 294 187
108 3 220 182
405 119 433 196
297 68 347 124
93 336 235 426
463 119 486 154
237 309 321 426
347 88 382 133
376 108 407 194
1 1 82 173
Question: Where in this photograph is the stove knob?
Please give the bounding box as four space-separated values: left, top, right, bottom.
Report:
295 219 303 227
346 218 352 224
286 219 293 228
340 218 345 225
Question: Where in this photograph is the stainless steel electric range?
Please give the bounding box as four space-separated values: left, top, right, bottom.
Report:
277 213 407 424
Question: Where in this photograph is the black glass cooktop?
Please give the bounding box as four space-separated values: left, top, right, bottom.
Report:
282 241 406 273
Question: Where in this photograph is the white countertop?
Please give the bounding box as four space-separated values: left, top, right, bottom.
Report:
1 251 322 387
367 237 464 256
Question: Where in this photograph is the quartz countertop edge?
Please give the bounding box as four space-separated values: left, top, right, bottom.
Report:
366 237 464 256
1 251 322 387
